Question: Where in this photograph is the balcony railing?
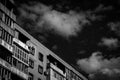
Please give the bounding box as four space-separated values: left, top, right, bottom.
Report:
13 38 30 52
11 67 28 80
0 2 16 21
0 39 13 52
0 58 11 71
0 58 28 80
12 55 29 66
50 63 66 77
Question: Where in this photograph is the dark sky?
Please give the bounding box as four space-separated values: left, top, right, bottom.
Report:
14 0 120 79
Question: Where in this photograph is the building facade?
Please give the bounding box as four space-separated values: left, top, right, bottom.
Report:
0 0 88 80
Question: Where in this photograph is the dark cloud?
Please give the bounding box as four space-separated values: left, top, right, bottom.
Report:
108 22 120 36
94 4 113 13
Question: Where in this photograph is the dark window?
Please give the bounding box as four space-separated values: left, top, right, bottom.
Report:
14 30 19 38
0 10 3 20
2 13 13 28
13 58 17 67
38 52 43 62
38 65 43 74
24 65 28 74
29 58 34 68
0 29 13 45
29 73 34 80
38 78 41 80
0 0 6 5
0 27 2 37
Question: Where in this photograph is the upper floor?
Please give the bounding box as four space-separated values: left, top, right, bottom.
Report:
0 0 16 21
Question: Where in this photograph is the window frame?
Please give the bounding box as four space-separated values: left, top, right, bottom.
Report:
38 78 41 80
38 65 43 74
0 27 2 37
29 58 34 69
38 52 43 62
29 73 34 80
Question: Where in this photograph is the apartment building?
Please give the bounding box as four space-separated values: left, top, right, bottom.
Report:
0 0 29 80
0 0 88 80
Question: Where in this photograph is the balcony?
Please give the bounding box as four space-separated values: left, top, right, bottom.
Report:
0 58 11 71
0 2 16 21
13 38 30 52
11 67 28 80
0 58 28 80
0 38 13 52
0 20 14 36
50 63 66 77
47 55 66 76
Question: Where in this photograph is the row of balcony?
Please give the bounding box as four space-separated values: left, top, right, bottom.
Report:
0 37 29 79
0 19 14 36
13 38 30 52
0 39 29 79
0 58 28 79
0 2 16 21
0 1 68 80
50 63 66 77
0 23 30 80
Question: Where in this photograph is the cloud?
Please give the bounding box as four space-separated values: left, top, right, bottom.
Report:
94 4 113 13
84 4 113 21
77 52 102 74
77 52 120 79
78 50 86 54
108 22 120 36
98 37 119 49
89 71 120 80
17 2 90 38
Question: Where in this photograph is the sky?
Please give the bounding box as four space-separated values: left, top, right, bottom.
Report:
13 0 120 80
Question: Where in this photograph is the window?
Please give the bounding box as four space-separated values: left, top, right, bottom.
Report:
29 73 34 80
14 30 19 38
13 44 29 65
0 0 6 5
38 78 41 80
38 52 43 62
0 68 10 79
0 10 14 28
3 13 14 28
53 70 64 80
78 77 82 80
53 71 57 78
13 58 17 67
24 65 28 74
66 68 71 80
38 65 43 74
1 29 13 45
0 10 3 20
0 27 2 37
29 58 34 68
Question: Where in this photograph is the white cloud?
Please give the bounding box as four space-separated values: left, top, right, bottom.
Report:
43 10 89 37
77 51 120 76
77 52 102 74
17 2 89 38
98 37 119 49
